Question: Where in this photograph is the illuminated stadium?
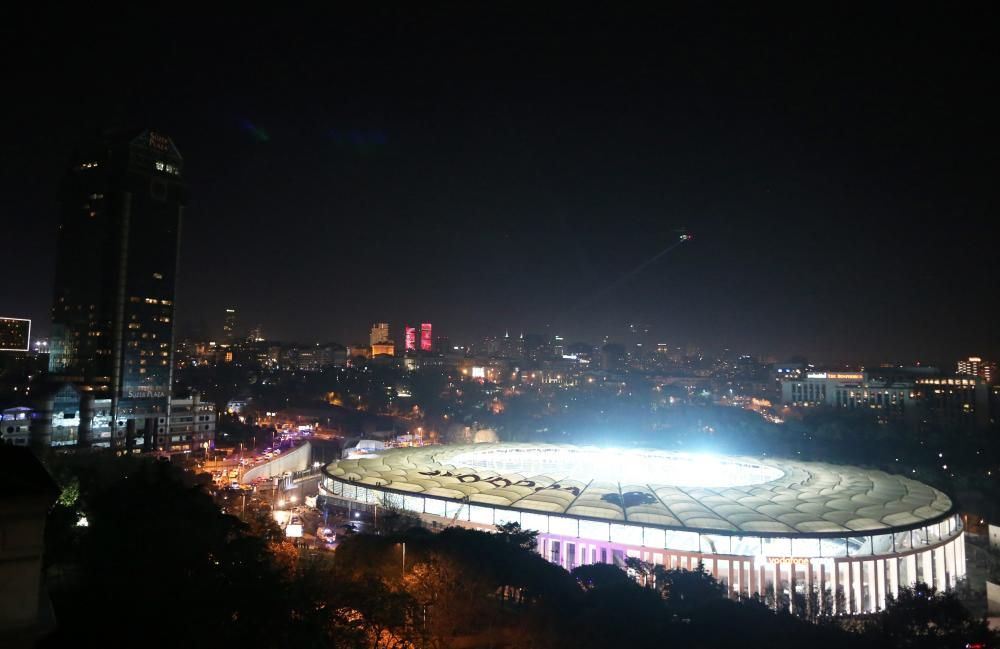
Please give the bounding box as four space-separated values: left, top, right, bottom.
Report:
321 443 965 614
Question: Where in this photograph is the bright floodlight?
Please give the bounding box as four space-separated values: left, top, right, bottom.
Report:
448 447 783 488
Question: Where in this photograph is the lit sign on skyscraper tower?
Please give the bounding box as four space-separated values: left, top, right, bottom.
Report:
420 323 432 352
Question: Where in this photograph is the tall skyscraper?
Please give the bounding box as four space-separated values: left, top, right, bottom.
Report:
370 322 390 347
48 129 185 451
404 326 417 352
223 308 237 342
420 323 433 352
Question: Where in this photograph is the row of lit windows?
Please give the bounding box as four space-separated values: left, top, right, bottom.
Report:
154 161 180 175
917 378 977 386
129 297 173 306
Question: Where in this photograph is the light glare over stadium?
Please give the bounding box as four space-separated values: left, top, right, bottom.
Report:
323 443 965 615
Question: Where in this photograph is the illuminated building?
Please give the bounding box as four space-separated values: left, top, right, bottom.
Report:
21 383 215 454
782 372 868 408
499 331 521 359
163 393 216 454
48 129 184 452
913 377 989 428
0 317 31 352
420 323 432 352
280 343 345 371
782 371 989 429
957 356 994 383
404 326 417 352
347 344 371 360
323 443 964 615
223 308 236 342
370 322 390 347
0 407 33 446
371 341 395 357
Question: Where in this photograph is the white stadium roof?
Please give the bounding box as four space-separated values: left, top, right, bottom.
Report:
324 443 954 536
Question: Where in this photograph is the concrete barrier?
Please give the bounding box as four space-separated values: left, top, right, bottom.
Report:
242 441 311 483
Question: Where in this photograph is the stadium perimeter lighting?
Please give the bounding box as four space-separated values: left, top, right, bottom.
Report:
322 443 965 615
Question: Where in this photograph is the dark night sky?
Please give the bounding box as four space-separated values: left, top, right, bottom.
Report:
3 6 997 364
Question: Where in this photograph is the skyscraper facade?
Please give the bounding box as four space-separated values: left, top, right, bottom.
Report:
404 326 417 352
223 308 237 342
48 129 185 451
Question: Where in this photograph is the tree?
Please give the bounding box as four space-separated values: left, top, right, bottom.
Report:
871 582 997 649
654 560 727 609
494 521 538 551
40 455 345 648
571 563 633 590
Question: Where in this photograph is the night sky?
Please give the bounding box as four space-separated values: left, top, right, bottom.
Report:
3 7 997 364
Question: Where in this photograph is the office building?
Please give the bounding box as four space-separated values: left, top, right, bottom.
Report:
781 370 988 429
163 393 216 455
47 129 185 452
4 384 214 455
957 356 994 384
404 326 417 352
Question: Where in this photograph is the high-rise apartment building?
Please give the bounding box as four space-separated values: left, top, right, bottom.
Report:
223 308 237 342
370 322 390 347
48 129 185 452
420 323 433 352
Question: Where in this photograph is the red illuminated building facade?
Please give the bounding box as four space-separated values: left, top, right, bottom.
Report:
420 323 433 352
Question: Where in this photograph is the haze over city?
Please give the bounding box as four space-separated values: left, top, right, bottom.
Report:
4 6 996 363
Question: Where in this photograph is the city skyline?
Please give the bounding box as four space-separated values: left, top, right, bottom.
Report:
3 7 997 364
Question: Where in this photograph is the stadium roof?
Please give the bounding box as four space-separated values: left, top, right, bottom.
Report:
324 443 954 536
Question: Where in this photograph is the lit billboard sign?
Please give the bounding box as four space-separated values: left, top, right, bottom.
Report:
805 372 864 381
0 317 31 352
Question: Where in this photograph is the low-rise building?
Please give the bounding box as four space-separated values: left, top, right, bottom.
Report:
1 383 216 456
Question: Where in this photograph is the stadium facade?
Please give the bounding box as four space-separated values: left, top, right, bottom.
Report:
322 443 964 614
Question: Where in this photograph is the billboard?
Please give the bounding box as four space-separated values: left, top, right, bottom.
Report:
0 317 31 352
